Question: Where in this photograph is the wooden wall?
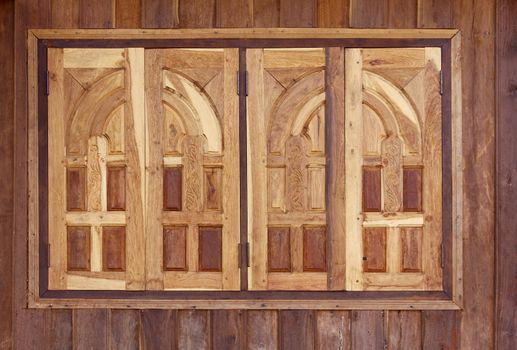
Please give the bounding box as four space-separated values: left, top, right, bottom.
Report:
0 0 511 348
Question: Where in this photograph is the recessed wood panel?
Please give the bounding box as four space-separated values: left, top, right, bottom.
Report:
268 167 286 212
303 226 327 272
67 226 90 271
198 226 222 272
403 167 423 212
268 227 291 272
363 167 382 212
163 226 187 271
204 167 222 211
363 227 386 272
107 166 126 211
308 167 325 210
163 167 182 211
401 227 423 272
66 167 86 211
102 226 126 271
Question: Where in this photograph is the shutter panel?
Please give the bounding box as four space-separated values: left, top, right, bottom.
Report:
248 49 330 290
145 49 240 290
345 48 443 291
48 48 146 290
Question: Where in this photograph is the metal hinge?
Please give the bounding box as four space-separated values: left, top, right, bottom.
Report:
46 71 50 95
439 70 443 95
238 243 250 268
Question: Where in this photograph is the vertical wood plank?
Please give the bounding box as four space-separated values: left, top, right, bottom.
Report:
178 310 210 350
417 0 452 28
115 0 141 28
51 0 79 28
496 0 517 348
327 47 346 290
349 0 387 28
280 310 315 349
110 310 140 350
178 0 215 28
388 0 417 28
49 310 73 350
317 0 348 27
79 0 114 28
74 309 108 350
142 0 179 28
387 311 421 349
141 310 176 350
279 0 316 27
211 310 245 350
454 0 495 346
253 0 280 27
350 311 385 349
247 310 278 349
216 0 251 27
422 311 459 350
316 311 351 350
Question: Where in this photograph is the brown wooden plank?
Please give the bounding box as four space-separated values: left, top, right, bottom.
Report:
216 0 251 27
67 226 90 271
317 0 348 27
163 225 187 271
388 0 417 28
400 227 422 272
403 167 422 212
79 0 114 28
163 166 182 211
204 167 222 210
417 0 452 28
49 310 73 350
142 0 179 28
315 311 351 350
66 167 86 210
211 310 245 350
496 0 517 348
110 310 140 350
74 309 108 350
141 310 176 350
107 166 126 210
178 0 215 28
350 311 385 349
115 0 141 28
178 310 210 349
387 311 421 349
362 166 381 212
363 227 386 272
198 226 222 272
280 310 315 349
247 310 278 349
253 0 280 27
454 0 495 347
303 226 327 272
349 0 388 28
279 0 316 27
422 311 459 349
102 226 126 271
51 0 79 28
268 226 291 272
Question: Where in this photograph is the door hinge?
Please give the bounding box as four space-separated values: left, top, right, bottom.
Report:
238 243 250 268
237 71 248 96
46 70 50 96
440 243 445 268
439 70 443 95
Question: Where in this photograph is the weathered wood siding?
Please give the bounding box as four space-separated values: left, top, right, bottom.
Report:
0 0 510 348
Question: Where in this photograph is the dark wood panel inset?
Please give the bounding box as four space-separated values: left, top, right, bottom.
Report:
363 166 382 212
401 227 423 272
204 167 222 210
350 0 388 28
163 167 182 211
403 167 423 212
198 226 222 272
66 167 86 211
280 310 315 349
102 226 126 271
163 226 187 271
363 227 386 272
67 226 90 271
107 166 126 211
303 226 327 272
268 227 291 272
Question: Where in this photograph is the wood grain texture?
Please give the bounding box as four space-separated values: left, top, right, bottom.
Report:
303 226 327 272
102 226 126 271
422 311 459 349
496 0 517 348
387 311 421 348
49 310 73 350
350 311 385 349
403 167 422 211
216 0 251 27
141 310 176 349
107 166 126 211
66 167 86 211
401 227 422 272
79 0 114 28
74 309 108 349
388 0 417 28
67 226 90 271
253 0 280 27
317 0 348 27
198 226 222 272
115 0 141 28
417 0 452 28
247 310 278 349
142 0 179 28
268 226 291 272
349 0 387 28
163 167 182 211
110 310 140 350
362 166 381 212
179 0 216 28
279 0 316 27
316 311 351 349
178 310 210 349
212 310 245 350
163 226 187 271
280 310 315 349
363 227 387 272
51 0 79 28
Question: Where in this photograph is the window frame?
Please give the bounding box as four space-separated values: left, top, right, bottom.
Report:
28 28 463 309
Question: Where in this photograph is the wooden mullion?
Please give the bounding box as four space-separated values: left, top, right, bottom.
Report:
238 47 248 290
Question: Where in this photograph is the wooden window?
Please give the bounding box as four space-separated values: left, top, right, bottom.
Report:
29 29 462 309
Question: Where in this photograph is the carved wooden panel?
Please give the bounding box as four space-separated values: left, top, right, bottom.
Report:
248 49 328 290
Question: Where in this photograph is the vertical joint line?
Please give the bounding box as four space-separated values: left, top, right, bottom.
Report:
237 70 240 95
440 70 444 95
441 243 445 268
47 243 51 268
46 70 50 95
